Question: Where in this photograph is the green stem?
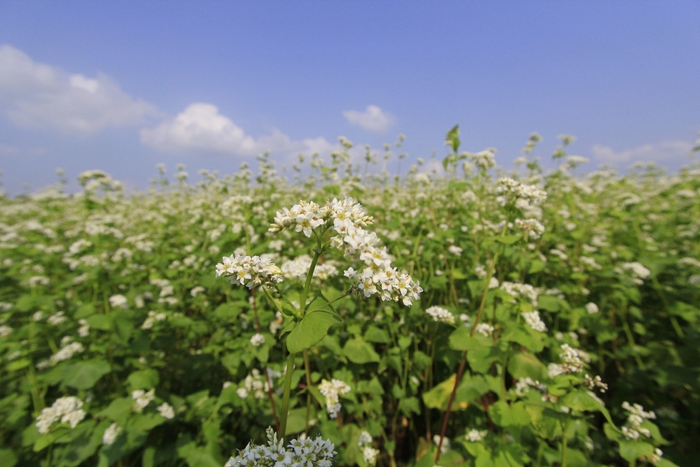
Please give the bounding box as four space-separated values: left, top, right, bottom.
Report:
303 349 313 436
298 246 323 318
279 351 297 440
436 222 508 463
561 419 568 467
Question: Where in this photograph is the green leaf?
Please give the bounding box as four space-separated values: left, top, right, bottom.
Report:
62 359 111 390
97 397 133 426
6 359 31 372
213 303 243 321
490 401 531 427
423 374 462 410
364 326 391 344
0 448 18 467
449 326 492 351
86 314 112 331
287 311 342 353
127 369 160 390
445 124 460 153
284 408 308 436
494 234 522 245
343 338 381 364
537 295 560 312
618 440 654 462
508 352 548 381
33 433 54 452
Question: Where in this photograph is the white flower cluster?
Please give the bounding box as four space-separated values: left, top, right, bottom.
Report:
35 396 86 434
585 302 599 314
425 306 455 324
433 434 450 454
584 374 608 393
157 402 175 419
558 344 590 373
280 254 339 280
513 377 547 397
269 198 372 238
215 254 283 290
0 324 12 337
102 422 121 445
132 389 155 411
238 369 278 400
464 429 488 442
49 340 84 365
500 281 539 306
619 262 651 284
250 333 265 347
621 401 656 440
109 294 128 309
226 427 336 467
495 177 547 207
358 431 379 466
522 311 547 332
515 218 545 239
142 311 167 329
474 323 495 337
467 150 496 171
318 378 351 419
271 197 422 306
47 311 67 325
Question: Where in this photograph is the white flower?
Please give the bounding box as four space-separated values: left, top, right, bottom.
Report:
362 446 379 465
465 429 488 442
157 402 175 419
475 323 494 337
522 311 547 332
47 311 67 325
559 344 590 373
433 435 450 454
250 333 265 347
621 262 651 279
49 341 84 365
425 306 455 324
109 294 128 309
319 379 351 419
621 401 656 440
35 396 85 434
102 423 121 445
358 431 373 446
78 319 90 337
215 254 283 290
447 245 463 256
131 389 155 410
585 302 599 314
0 325 12 338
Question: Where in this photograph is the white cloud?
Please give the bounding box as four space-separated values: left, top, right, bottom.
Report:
141 103 335 157
343 105 395 133
591 140 693 165
0 44 160 134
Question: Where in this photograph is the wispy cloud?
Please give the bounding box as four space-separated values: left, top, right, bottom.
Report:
343 105 395 133
591 140 693 164
0 44 161 134
141 103 335 157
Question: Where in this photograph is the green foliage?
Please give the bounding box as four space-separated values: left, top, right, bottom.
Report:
0 128 697 466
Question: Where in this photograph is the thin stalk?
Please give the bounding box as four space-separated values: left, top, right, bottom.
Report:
561 420 568 467
279 351 297 440
303 349 313 436
436 222 508 463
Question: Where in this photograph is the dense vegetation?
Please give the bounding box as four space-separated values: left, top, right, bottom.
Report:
1 129 699 467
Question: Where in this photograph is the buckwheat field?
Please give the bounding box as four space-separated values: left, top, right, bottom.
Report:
1 129 699 467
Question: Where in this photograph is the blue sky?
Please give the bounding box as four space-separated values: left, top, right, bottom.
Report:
1 1 699 194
